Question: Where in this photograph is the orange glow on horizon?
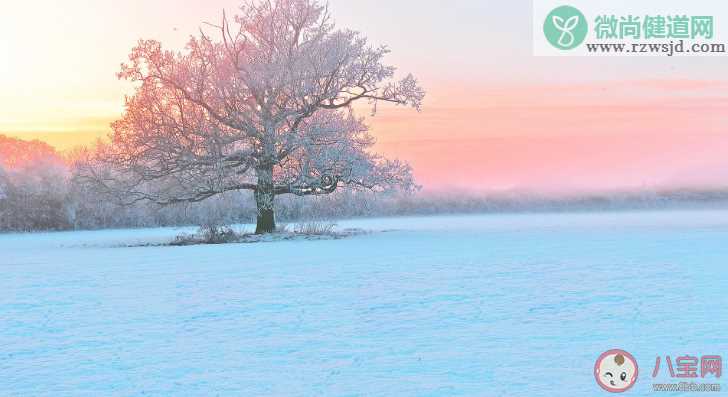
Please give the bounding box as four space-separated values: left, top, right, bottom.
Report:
6 78 728 193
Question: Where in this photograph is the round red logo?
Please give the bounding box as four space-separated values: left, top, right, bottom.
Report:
594 349 639 393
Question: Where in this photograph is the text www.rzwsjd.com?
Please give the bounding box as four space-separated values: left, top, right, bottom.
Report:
586 40 726 56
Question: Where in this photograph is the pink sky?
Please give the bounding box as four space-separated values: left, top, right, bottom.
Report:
369 80 728 192
2 1 728 193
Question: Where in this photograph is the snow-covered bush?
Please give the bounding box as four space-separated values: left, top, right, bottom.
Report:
292 221 337 236
0 136 72 231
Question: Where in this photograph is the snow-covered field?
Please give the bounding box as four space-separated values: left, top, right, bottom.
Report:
2 210 728 396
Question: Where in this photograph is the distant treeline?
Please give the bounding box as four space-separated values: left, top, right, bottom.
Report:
2 134 728 232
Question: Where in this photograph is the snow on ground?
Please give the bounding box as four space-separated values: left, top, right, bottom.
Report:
2 210 728 396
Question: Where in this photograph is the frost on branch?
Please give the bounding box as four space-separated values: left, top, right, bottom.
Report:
79 0 425 233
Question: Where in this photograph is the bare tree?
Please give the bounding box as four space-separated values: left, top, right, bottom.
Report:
79 0 424 234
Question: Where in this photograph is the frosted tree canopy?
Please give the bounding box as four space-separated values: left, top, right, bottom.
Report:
79 0 425 233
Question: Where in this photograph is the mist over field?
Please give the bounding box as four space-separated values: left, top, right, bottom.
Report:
4 133 728 233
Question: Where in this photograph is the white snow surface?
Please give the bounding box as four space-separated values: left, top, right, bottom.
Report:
2 210 728 396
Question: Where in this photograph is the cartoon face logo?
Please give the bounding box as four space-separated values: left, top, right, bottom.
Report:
594 349 639 393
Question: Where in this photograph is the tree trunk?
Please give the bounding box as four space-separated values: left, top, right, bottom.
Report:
254 166 276 234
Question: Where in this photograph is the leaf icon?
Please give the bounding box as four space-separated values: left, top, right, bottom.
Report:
546 7 584 49
564 15 579 31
